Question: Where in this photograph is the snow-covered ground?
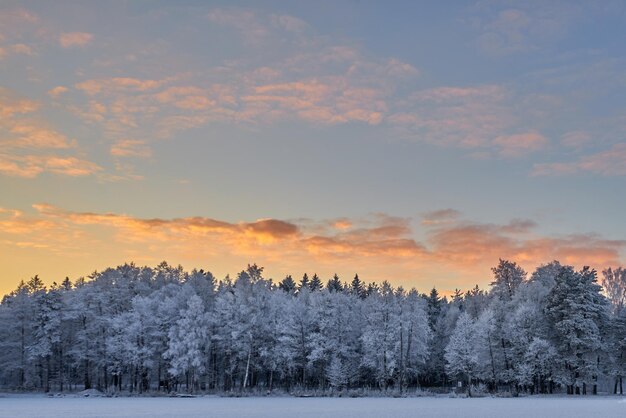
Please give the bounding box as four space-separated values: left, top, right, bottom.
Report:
1 395 625 418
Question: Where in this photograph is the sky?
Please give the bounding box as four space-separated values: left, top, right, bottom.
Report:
1 0 625 296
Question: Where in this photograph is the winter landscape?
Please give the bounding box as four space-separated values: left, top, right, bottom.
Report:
2 0 626 417
1 261 626 405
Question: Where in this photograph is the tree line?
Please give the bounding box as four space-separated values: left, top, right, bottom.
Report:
0 259 625 396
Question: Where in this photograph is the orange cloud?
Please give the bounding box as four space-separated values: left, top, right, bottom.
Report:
59 32 93 48
426 219 624 271
48 86 68 97
27 204 621 278
1 205 624 296
0 88 39 116
110 139 152 158
0 154 102 178
32 204 299 243
332 218 353 230
75 77 168 95
0 90 71 151
61 26 417 140
0 88 101 178
7 123 73 149
242 78 387 125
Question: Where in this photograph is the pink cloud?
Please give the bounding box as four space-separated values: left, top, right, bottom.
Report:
389 85 513 148
560 131 592 149
493 131 548 157
271 14 309 33
533 143 626 176
11 43 34 55
59 32 93 48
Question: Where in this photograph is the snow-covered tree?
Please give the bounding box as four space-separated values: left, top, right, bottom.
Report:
165 294 210 392
445 312 478 396
546 266 609 394
0 259 622 395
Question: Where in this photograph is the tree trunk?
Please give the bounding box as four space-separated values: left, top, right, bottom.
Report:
399 324 404 393
269 369 274 393
20 321 25 388
404 322 414 392
45 355 51 392
59 346 64 392
243 350 251 389
487 329 497 392
84 359 91 390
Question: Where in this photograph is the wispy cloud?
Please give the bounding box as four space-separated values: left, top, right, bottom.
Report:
427 217 623 270
0 88 101 178
533 143 626 176
207 8 270 44
421 209 461 226
389 85 513 148
493 131 548 158
1 204 622 288
47 86 69 98
470 3 583 56
59 32 93 48
0 155 102 178
271 14 309 33
110 139 152 158
64 34 418 140
560 130 593 149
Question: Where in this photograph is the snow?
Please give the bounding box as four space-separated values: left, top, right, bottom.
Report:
0 395 625 418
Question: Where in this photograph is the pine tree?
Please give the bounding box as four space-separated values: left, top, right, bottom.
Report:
298 273 310 293
309 274 323 292
546 266 609 394
350 274 366 299
327 274 343 293
279 275 297 294
427 288 441 329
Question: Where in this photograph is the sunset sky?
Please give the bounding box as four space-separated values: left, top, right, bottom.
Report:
1 1 625 296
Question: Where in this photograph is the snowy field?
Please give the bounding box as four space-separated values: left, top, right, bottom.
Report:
1 395 625 418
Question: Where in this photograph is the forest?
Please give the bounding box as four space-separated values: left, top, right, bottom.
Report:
0 259 625 397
